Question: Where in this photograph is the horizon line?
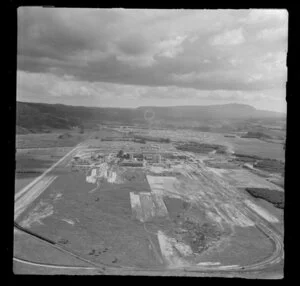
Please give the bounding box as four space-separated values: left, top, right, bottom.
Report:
16 100 286 114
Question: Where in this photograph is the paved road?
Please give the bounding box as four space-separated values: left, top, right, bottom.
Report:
14 144 84 220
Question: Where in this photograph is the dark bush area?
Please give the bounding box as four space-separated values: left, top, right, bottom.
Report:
133 135 170 143
245 188 284 209
233 153 262 163
254 159 285 175
233 154 284 175
175 141 227 154
192 126 211 132
241 131 273 139
58 133 72 139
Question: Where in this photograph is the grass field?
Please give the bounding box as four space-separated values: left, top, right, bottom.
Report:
15 130 89 194
15 147 73 194
16 169 161 268
16 131 90 149
14 129 120 194
145 129 285 161
14 127 284 274
226 137 285 161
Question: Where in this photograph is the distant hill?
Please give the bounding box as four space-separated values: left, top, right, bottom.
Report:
137 104 285 120
16 101 285 134
16 101 141 133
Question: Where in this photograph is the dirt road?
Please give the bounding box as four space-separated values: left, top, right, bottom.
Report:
14 141 283 276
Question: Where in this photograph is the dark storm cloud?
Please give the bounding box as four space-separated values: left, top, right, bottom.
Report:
116 34 151 55
17 8 287 111
18 8 287 91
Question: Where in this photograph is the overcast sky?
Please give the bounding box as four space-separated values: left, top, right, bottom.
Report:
17 8 288 112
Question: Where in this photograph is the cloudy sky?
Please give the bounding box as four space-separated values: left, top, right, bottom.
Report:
17 8 288 112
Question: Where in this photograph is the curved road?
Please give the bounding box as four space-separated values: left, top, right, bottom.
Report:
14 141 283 275
13 201 283 275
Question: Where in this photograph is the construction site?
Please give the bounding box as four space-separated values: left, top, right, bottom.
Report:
14 130 284 277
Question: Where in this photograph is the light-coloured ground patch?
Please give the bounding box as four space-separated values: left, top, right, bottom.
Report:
85 162 121 185
197 261 221 266
140 192 156 221
211 168 283 192
130 191 168 222
206 167 228 177
146 175 183 199
151 193 168 217
107 171 117 183
244 200 279 223
217 265 240 270
86 169 97 184
157 230 190 268
53 193 62 201
223 204 255 227
61 218 75 225
174 241 193 257
206 211 223 225
14 175 57 220
130 192 144 222
150 166 168 174
20 201 54 228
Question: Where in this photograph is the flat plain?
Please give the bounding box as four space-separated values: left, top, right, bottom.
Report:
14 127 284 277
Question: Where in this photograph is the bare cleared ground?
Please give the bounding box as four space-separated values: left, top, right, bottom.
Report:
14 129 284 277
